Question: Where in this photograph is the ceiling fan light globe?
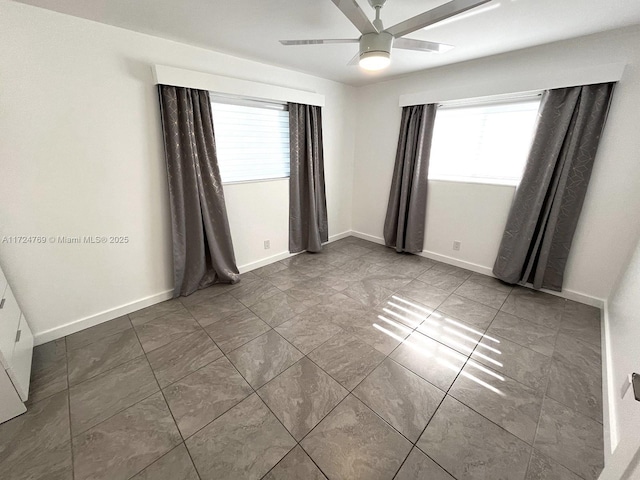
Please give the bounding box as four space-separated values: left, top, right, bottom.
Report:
359 51 391 70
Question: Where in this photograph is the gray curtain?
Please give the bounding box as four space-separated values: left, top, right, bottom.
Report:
383 104 437 253
493 82 615 291
158 85 240 298
289 103 328 253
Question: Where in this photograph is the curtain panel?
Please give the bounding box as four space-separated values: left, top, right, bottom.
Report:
288 103 328 253
158 85 240 297
383 104 437 253
493 82 615 291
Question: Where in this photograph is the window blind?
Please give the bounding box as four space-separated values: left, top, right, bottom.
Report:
211 98 290 184
428 99 541 184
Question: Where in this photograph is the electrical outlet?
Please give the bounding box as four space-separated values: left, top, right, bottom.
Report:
453 240 461 251
264 240 270 250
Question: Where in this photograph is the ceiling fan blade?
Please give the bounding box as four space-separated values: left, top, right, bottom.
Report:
386 0 491 38
347 52 360 66
280 39 359 45
394 38 454 53
330 0 378 35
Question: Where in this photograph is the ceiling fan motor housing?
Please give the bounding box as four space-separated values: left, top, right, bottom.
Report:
368 0 387 8
359 32 393 58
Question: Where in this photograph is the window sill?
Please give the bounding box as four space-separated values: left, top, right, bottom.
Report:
222 176 289 186
427 176 519 188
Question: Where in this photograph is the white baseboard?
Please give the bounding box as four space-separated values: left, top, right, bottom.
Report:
238 230 352 273
34 228 602 345
420 250 495 276
596 298 640 480
350 230 385 245
540 287 604 308
34 289 174 346
350 230 604 307
35 231 354 345
351 231 495 273
238 250 295 273
326 230 353 243
602 299 618 459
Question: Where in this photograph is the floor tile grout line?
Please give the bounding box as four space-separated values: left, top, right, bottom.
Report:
291 243 599 478
529 395 593 480
482 324 558 360
157 309 328 479
293 393 361 478
528 444 590 480
128 309 399 477
66 349 144 390
68 387 163 465
544 330 604 425
394 293 507 478
542 391 604 426
26 342 69 409
204 327 334 480
152 347 223 390
44 240 602 480
275 246 467 475
66 359 177 439
121 443 200 480
173 326 259 439
412 286 599 479
498 302 565 338
128 316 204 480
245 282 428 476
65 312 211 391
391 404 452 479
411 304 550 479
406 315 496 480
64 337 76 480
529 328 604 479
65 326 144 386
205 321 275 357
188 303 251 329
288 287 452 479
29 339 154 438
64 315 134 353
130 304 195 329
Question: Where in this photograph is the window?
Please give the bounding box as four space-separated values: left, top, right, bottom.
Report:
210 96 290 184
428 98 541 184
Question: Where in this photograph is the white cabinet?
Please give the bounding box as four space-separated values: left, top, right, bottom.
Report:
0 265 6 299
0 265 34 423
8 314 34 400
0 368 26 420
0 285 22 369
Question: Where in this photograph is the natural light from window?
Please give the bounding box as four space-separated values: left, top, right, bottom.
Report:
428 98 541 185
211 97 290 184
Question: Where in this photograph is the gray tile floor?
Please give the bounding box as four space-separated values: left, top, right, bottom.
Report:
0 236 604 480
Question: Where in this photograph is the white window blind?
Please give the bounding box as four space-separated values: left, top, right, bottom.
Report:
428 98 541 185
210 96 290 184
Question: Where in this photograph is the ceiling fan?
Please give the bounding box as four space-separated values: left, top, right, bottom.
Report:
280 0 491 71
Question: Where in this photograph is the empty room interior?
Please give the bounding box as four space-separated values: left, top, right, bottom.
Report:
2 0 640 479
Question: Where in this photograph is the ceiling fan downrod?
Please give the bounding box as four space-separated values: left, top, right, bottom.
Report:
369 0 387 31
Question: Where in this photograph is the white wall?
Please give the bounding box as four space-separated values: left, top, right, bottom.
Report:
352 25 640 303
424 181 515 273
600 238 640 479
0 0 356 343
2 0 640 345
223 180 290 271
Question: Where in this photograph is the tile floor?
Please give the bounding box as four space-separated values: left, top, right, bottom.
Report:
0 236 604 480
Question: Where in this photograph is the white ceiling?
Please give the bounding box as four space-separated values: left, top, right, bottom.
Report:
14 0 640 85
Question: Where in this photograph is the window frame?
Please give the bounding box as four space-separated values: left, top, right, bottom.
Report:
210 93 291 186
427 94 542 187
